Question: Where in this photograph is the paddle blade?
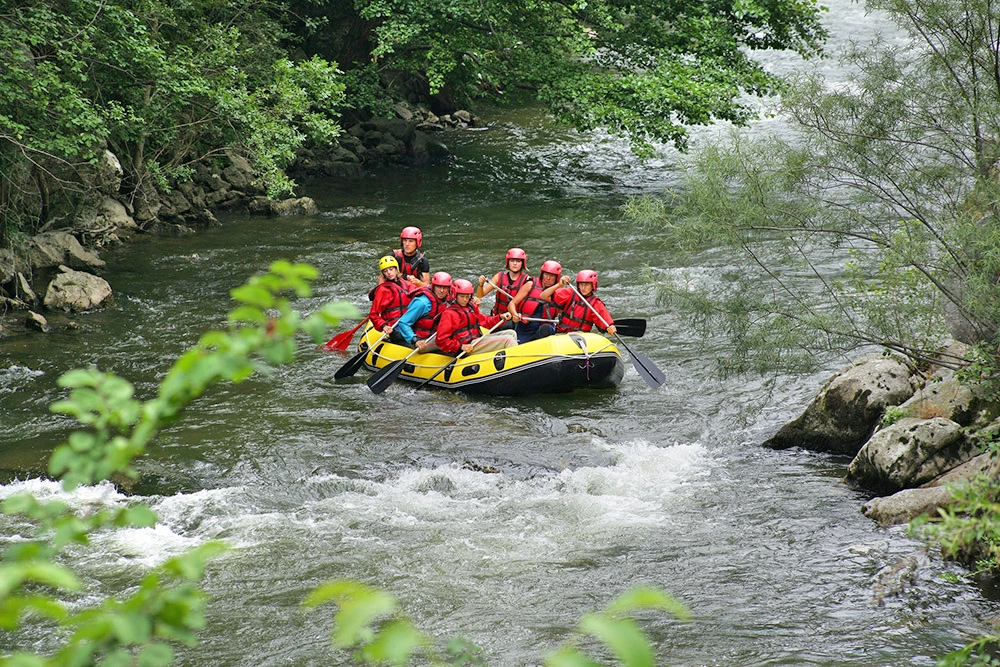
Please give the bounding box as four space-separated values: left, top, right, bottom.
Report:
323 319 367 351
616 338 666 389
367 359 407 394
614 318 647 338
334 349 368 380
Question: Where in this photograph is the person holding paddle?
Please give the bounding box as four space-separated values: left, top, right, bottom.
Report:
368 255 415 337
434 279 517 355
512 259 563 343
392 271 454 348
394 226 430 287
545 269 618 336
476 248 533 327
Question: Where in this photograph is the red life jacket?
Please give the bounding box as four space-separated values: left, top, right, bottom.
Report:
411 287 449 339
493 272 531 316
447 302 482 345
374 279 411 324
520 283 559 321
394 249 426 280
556 292 602 333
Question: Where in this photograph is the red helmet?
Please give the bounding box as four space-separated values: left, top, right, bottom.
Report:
539 260 562 279
576 269 598 289
431 271 452 288
453 278 474 295
400 226 423 248
506 248 527 264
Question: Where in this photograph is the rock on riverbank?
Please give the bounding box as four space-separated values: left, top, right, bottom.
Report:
0 104 481 336
763 343 1000 531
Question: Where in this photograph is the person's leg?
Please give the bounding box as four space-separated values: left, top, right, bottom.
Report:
388 331 412 347
515 322 539 344
472 331 518 352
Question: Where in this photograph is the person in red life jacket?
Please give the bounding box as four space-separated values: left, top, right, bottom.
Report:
511 259 563 344
433 279 518 356
476 248 533 329
544 269 618 336
368 255 415 335
371 226 431 299
392 271 453 348
394 226 430 287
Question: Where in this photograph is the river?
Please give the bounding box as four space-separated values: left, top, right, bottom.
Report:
1 1 997 665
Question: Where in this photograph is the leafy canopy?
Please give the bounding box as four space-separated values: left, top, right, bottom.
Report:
626 0 1000 377
341 0 828 154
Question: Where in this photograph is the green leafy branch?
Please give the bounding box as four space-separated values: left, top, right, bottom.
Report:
0 260 356 666
305 580 689 667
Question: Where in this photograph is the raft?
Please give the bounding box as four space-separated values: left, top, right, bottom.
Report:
356 324 625 395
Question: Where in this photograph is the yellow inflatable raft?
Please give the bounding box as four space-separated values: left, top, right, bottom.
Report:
356 324 625 395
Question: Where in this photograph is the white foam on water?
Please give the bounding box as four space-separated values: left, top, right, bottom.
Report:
0 365 44 394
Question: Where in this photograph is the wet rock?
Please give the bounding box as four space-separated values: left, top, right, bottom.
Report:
862 486 954 527
763 354 919 455
25 311 49 332
248 196 318 217
43 266 113 312
846 417 975 492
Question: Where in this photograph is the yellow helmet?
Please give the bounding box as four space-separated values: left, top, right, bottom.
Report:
378 255 399 272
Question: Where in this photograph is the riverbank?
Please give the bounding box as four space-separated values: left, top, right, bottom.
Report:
0 103 479 336
763 343 1000 566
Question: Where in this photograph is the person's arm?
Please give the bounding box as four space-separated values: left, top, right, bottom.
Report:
591 297 616 333
368 285 389 330
411 253 430 287
394 296 430 344
541 276 572 302
508 279 533 322
435 310 462 355
476 272 500 299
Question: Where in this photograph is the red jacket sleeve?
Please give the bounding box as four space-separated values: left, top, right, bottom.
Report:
590 297 614 330
436 309 463 355
368 284 392 330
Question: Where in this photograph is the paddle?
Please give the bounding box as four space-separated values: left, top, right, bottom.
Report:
334 314 414 380
412 319 508 392
519 315 644 336
614 318 646 338
568 284 665 389
323 317 368 352
484 277 514 300
335 331 386 380
367 334 437 394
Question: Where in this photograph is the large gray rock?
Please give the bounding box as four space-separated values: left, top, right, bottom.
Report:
897 365 999 428
248 196 318 217
24 231 105 270
862 486 954 527
43 266 113 312
763 354 918 455
846 417 977 492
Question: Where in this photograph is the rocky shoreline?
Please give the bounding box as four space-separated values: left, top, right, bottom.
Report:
764 343 999 549
0 104 480 335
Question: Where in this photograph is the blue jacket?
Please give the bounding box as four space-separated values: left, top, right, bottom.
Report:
394 294 432 344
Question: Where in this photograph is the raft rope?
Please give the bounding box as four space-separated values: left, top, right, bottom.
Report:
568 333 593 380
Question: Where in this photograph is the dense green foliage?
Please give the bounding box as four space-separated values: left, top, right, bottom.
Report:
626 0 1000 379
0 0 345 245
1 0 829 248
304 0 827 155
